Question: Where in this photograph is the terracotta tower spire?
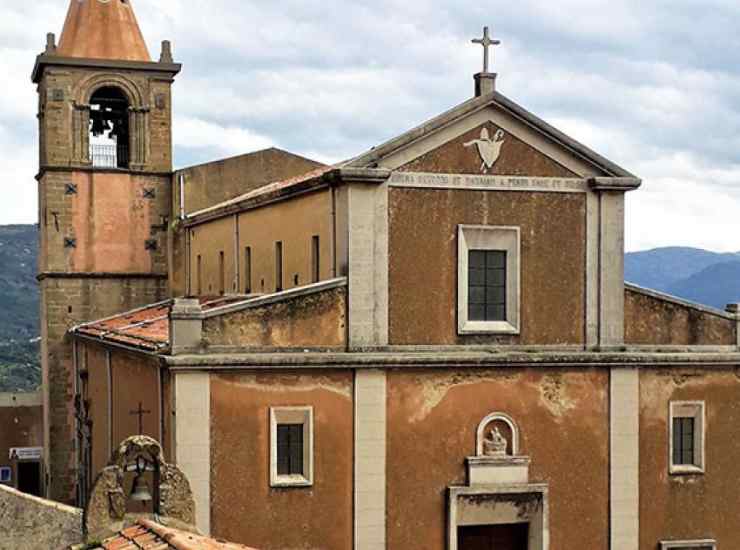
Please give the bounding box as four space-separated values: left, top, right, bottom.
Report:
57 0 151 61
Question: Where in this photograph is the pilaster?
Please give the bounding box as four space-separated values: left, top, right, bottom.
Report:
610 367 640 550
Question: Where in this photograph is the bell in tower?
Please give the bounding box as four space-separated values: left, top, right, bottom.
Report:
31 0 181 504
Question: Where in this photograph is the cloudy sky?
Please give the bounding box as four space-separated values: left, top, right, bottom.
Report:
1 0 739 252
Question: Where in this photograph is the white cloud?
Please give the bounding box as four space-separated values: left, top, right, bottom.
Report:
0 0 739 252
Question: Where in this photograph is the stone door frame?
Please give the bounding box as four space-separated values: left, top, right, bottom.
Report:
447 484 549 550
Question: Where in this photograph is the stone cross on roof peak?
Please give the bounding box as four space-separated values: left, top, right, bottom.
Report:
472 26 501 74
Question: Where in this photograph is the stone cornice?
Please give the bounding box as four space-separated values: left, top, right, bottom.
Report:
32 53 181 83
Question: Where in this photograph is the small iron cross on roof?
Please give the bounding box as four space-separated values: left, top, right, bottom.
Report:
130 401 152 435
472 26 501 74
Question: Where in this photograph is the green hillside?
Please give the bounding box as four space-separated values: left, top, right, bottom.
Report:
0 224 40 392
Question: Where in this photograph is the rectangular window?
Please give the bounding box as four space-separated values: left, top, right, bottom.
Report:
458 225 520 335
270 406 313 487
275 241 283 292
244 247 252 294
0 467 11 483
669 401 705 474
468 250 507 322
196 255 202 296
276 424 304 476
311 235 320 283
218 251 225 295
672 417 695 466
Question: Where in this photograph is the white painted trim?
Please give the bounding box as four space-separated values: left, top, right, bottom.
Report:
598 193 626 345
174 372 211 534
475 412 520 456
458 225 521 335
585 190 599 347
610 368 639 550
660 540 716 549
354 369 387 550
269 406 314 488
448 484 549 550
669 401 706 475
375 105 601 177
388 172 588 193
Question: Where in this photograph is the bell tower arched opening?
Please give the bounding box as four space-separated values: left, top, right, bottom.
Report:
89 86 130 169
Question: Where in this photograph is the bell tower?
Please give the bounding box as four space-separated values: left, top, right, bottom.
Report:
32 0 180 503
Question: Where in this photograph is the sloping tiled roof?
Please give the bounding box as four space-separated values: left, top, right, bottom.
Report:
88 519 256 550
73 297 244 352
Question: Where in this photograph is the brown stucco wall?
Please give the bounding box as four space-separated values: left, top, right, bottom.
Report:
399 122 577 177
188 188 334 297
388 188 586 345
189 216 235 296
210 371 353 550
625 288 736 346
386 367 609 550
80 343 161 476
0 395 43 488
174 149 324 217
202 285 347 350
639 368 740 548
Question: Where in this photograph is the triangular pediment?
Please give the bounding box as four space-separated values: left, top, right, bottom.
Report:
346 92 633 179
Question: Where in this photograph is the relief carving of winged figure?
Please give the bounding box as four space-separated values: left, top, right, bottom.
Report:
464 128 505 173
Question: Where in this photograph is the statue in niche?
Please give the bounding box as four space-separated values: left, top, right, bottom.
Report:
483 426 509 457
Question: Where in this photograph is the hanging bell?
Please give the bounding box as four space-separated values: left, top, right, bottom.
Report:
130 471 152 502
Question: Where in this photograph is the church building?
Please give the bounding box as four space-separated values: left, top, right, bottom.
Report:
33 2 740 550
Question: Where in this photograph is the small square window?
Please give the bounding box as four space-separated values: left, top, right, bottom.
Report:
0 467 11 483
669 402 705 475
270 406 313 488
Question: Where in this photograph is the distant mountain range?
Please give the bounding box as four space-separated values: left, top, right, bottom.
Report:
0 224 40 392
625 247 740 310
0 225 737 392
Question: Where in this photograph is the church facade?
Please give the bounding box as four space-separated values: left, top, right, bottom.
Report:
33 2 740 550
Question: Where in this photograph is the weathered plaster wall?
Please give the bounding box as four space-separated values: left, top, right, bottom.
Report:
170 150 324 297
39 171 169 275
81 343 162 476
210 371 354 550
399 122 577 177
174 149 324 217
0 484 83 549
189 216 234 296
188 188 334 297
237 188 334 294
386 367 609 550
639 368 740 549
202 286 347 349
388 188 586 345
625 288 736 346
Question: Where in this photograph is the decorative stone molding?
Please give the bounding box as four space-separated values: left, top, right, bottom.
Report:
476 412 519 456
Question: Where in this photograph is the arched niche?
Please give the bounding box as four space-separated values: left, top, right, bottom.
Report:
72 73 148 169
476 411 520 456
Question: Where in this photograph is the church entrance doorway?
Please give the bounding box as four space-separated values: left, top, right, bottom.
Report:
458 524 529 550
17 460 42 497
